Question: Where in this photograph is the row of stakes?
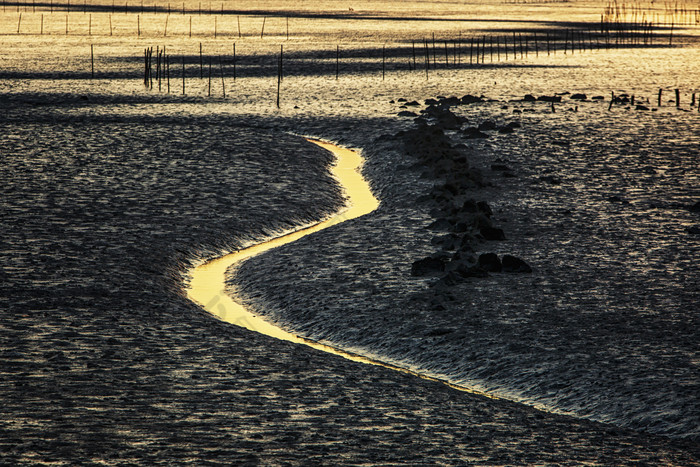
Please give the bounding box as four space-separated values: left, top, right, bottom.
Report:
138 42 700 112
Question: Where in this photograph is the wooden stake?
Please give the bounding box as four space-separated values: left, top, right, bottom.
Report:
91 44 94 78
219 55 225 98
260 16 265 39
336 44 339 80
199 42 203 78
182 55 185 94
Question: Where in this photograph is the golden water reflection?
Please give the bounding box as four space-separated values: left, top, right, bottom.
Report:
186 138 493 398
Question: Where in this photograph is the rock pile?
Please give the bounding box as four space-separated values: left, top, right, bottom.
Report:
395 96 532 286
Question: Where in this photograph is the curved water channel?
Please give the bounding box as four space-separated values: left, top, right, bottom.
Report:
186 138 494 398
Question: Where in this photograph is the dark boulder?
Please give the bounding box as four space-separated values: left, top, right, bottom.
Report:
478 253 502 272
523 94 536 102
398 110 418 117
480 226 506 241
456 263 489 278
570 93 587 100
462 127 490 139
427 218 453 231
538 95 562 103
411 257 446 276
501 255 533 273
461 94 483 104
477 201 493 217
478 120 498 131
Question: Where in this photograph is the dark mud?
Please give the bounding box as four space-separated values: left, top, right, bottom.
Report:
1 94 699 464
236 96 700 443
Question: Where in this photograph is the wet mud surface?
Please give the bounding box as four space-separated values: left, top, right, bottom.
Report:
2 98 699 464
236 97 699 442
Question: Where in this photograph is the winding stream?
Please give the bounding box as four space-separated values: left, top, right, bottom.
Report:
186 138 494 398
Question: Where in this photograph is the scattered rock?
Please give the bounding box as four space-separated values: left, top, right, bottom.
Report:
502 255 533 273
480 226 506 241
538 95 562 103
523 94 536 102
570 93 587 100
398 110 418 117
411 257 446 276
478 253 502 272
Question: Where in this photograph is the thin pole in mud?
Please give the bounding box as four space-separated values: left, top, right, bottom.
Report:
424 39 429 79
432 33 436 67
691 93 696 108
564 29 568 54
675 89 680 107
214 16 217 38
382 44 385 80
658 89 662 106
164 13 168 36
89 13 91 35
286 16 289 40
199 42 203 78
482 35 486 63
166 53 170 93
504 35 508 60
444 40 448 67
237 15 241 37
65 14 68 34
276 49 281 108
16 13 21 33
336 45 339 80
40 14 43 34
233 42 236 80
207 56 211 96
519 33 523 58
608 91 615 110
137 14 140 36
412 41 416 70
469 38 473 65
260 16 265 39
90 44 94 78
280 44 283 81
497 36 500 61
181 1 184 14
189 16 191 37
109 14 112 35
219 55 225 98
182 55 185 94
546 32 550 55
669 21 674 45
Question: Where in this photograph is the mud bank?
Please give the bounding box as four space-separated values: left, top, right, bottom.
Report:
235 96 700 442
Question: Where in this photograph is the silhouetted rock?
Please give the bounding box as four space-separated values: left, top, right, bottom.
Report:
478 253 502 272
478 121 498 131
460 94 483 104
462 127 489 139
456 263 489 278
501 255 533 273
523 94 536 102
570 93 587 100
538 95 562 103
477 201 493 217
398 110 418 117
480 226 506 240
411 257 445 276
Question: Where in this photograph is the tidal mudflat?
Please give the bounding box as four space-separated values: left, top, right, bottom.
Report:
1 0 699 464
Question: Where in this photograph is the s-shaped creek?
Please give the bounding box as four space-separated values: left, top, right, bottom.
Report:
186 138 495 400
